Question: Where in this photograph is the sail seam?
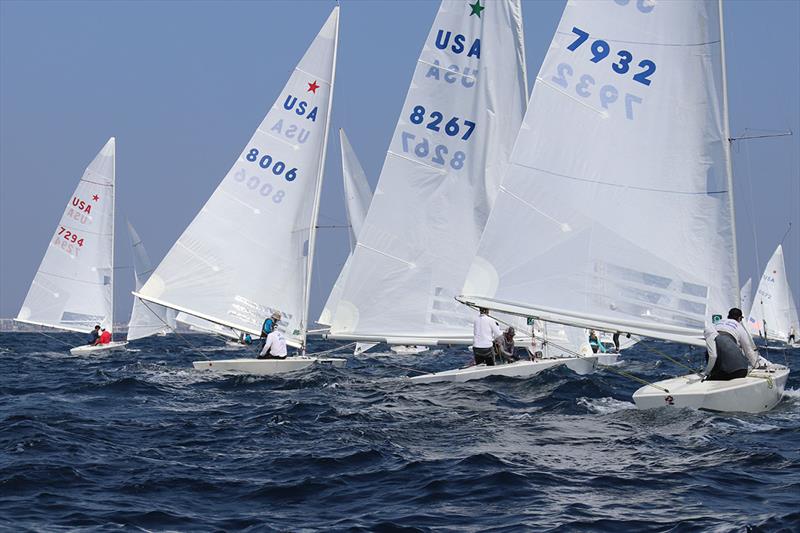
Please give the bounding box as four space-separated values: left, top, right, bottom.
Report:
417 59 477 81
510 162 729 196
355 242 415 268
555 31 720 48
80 178 113 187
294 67 331 86
37 271 108 285
387 150 447 173
536 77 608 117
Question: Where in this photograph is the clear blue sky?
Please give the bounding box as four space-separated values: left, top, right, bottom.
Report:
1 0 798 323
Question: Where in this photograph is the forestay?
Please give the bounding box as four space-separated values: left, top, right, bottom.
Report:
136 9 338 349
17 138 116 333
329 0 528 343
747 245 799 340
126 222 176 341
461 0 738 345
318 129 374 326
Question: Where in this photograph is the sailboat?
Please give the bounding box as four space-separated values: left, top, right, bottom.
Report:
318 129 378 355
126 222 177 341
326 1 565 370
746 245 799 344
16 137 128 355
456 0 788 411
134 7 344 375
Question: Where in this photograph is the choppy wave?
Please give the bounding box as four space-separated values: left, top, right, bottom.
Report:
0 332 798 531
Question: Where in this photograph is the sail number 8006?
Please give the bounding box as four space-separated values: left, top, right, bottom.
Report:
245 149 298 181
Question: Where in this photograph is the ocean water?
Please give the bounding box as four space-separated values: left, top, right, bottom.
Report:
1 332 798 532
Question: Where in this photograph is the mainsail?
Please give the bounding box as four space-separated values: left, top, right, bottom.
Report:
126 222 176 341
318 129 374 326
460 0 738 347
328 0 528 343
747 245 799 340
17 138 116 333
175 312 240 340
136 8 339 349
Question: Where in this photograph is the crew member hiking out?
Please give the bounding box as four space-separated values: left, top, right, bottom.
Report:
703 308 761 381
473 307 501 366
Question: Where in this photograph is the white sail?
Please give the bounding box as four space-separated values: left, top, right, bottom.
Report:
136 8 339 349
461 0 737 346
126 222 176 341
318 129 374 326
747 245 799 340
17 138 116 333
328 0 528 343
175 312 240 340
740 277 752 318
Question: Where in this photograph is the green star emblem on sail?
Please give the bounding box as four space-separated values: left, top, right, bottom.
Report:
469 0 484 18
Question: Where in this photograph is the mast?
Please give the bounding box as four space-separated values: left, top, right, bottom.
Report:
110 137 116 331
718 0 740 307
301 6 339 352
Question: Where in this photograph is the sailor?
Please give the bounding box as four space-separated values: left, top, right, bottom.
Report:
473 307 501 366
702 308 761 381
97 328 112 345
87 324 101 345
259 311 281 350
612 332 621 353
788 326 796 344
588 330 600 354
258 328 288 360
494 326 517 364
238 332 253 345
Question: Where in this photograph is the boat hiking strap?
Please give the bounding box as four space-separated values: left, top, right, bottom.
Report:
139 299 211 360
487 312 671 393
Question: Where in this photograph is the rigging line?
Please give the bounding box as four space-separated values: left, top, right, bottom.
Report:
38 331 76 349
779 222 792 246
638 338 701 376
139 299 212 360
486 310 672 391
306 341 356 357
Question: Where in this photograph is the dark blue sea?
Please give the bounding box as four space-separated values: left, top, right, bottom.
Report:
1 333 798 532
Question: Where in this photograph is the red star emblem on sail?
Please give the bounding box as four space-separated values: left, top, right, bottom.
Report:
92 194 99 201
307 80 319 94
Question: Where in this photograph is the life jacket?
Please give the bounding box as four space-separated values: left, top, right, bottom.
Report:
261 318 274 336
99 331 112 344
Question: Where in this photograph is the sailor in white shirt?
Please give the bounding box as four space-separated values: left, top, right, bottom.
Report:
702 308 761 381
473 307 502 366
259 329 288 359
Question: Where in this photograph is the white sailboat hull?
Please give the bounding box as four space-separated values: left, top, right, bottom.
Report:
409 356 596 384
192 356 346 375
632 365 789 413
69 341 129 356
